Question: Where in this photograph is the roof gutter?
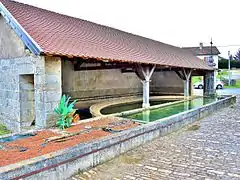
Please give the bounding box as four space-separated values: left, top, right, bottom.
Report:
0 2 42 55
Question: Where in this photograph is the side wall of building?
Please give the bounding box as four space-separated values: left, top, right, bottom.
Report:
0 56 44 132
0 16 26 58
62 61 143 100
151 71 184 94
0 16 62 132
0 55 62 132
197 55 219 69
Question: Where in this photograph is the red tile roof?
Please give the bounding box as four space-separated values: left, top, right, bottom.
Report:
182 46 220 56
0 0 212 70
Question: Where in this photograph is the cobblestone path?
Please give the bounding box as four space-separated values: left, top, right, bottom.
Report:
71 97 240 180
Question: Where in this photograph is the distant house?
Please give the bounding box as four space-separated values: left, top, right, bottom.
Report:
182 43 221 69
183 44 220 88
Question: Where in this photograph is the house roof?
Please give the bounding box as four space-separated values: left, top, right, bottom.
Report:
0 0 212 70
182 46 220 56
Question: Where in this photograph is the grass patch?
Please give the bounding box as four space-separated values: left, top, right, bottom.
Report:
192 76 202 84
217 69 229 79
0 124 11 136
224 80 240 88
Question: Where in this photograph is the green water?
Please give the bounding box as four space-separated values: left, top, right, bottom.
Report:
125 97 218 122
101 100 175 115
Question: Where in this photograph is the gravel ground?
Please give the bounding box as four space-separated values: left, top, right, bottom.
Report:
71 96 240 180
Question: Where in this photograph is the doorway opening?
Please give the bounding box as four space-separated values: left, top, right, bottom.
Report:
19 74 35 131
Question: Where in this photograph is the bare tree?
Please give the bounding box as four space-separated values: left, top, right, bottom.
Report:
234 49 240 60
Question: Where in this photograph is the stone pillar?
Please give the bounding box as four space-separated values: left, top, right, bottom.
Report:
135 65 155 108
183 80 189 97
34 56 62 129
182 69 192 99
189 76 193 96
34 56 46 129
44 57 62 127
142 67 150 108
142 80 150 108
140 66 155 108
214 70 217 89
204 71 215 96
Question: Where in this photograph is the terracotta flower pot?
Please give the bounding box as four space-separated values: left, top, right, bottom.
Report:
72 114 80 123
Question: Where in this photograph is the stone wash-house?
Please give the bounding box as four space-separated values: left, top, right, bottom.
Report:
0 0 214 132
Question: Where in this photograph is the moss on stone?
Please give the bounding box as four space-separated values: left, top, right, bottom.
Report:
0 124 11 136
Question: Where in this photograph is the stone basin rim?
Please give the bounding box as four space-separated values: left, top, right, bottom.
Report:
90 95 186 117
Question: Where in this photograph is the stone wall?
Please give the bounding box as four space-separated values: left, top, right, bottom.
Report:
62 61 143 99
0 56 45 132
151 71 184 94
0 16 26 59
62 61 184 102
44 57 62 127
0 55 62 132
0 15 62 131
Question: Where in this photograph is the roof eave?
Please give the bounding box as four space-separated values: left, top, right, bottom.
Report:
0 2 42 55
42 51 213 71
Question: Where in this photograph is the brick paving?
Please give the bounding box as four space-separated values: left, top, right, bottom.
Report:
71 96 240 180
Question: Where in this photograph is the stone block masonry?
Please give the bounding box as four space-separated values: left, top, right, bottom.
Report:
62 60 184 102
0 17 26 59
44 57 62 128
0 56 42 132
0 55 62 132
0 15 62 131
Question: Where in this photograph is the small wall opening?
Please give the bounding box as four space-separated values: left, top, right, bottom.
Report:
19 74 35 130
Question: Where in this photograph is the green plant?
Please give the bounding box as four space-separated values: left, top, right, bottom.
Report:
219 59 240 69
0 124 11 135
54 95 77 129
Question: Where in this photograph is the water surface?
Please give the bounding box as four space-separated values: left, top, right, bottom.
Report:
101 100 176 115
126 97 218 122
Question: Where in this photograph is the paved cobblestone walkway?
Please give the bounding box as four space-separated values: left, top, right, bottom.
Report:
71 97 240 180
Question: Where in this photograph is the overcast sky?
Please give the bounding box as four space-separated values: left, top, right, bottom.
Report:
16 0 240 58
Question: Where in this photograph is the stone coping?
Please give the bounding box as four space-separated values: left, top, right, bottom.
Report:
0 95 236 180
90 95 185 117
0 129 46 140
